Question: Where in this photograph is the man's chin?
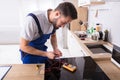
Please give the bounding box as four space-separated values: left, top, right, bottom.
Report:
55 27 59 29
54 26 60 30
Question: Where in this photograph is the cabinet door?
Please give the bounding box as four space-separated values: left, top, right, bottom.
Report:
70 7 88 31
67 30 85 57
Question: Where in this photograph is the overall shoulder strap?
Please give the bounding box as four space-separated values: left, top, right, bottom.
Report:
51 28 56 34
27 13 43 36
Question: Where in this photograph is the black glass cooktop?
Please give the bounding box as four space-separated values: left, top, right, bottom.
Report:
45 56 110 80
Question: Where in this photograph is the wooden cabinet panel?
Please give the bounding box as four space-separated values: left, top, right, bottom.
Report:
70 7 88 31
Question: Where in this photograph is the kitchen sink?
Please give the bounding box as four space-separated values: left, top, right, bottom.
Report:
86 44 111 54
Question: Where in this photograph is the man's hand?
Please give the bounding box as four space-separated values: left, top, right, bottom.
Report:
54 48 62 57
46 51 55 59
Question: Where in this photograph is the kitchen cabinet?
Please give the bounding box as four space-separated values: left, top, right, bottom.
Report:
70 7 88 31
2 64 45 80
67 29 86 57
78 0 105 6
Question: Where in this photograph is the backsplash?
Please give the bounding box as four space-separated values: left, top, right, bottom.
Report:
88 2 120 47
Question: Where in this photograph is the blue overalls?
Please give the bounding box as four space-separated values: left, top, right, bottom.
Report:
20 13 55 64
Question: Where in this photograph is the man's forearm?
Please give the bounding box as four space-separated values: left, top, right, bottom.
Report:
51 33 58 50
20 38 47 57
20 45 56 59
51 33 62 57
21 45 47 57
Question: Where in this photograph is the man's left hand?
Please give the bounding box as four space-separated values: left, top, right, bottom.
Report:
54 48 62 57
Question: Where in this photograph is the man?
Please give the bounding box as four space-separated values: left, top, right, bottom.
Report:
20 2 77 64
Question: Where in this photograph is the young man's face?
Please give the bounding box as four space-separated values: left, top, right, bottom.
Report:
52 11 72 29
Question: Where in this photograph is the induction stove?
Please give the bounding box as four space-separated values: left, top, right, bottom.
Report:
45 56 110 80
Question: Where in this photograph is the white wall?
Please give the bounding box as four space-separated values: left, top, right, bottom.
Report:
0 0 74 45
0 0 63 44
88 2 120 46
0 0 20 25
0 0 21 44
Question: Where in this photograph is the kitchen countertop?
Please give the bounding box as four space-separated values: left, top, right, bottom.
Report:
2 57 119 80
1 64 45 80
71 31 113 61
70 31 120 80
96 60 120 80
2 57 110 80
1 57 110 80
1 31 120 80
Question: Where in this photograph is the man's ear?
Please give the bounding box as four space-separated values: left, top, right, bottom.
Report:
54 11 61 18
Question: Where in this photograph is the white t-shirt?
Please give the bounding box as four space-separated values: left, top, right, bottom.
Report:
21 10 54 41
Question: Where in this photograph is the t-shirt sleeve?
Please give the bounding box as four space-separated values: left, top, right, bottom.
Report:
20 16 37 41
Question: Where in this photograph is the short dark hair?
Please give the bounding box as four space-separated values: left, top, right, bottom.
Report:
55 2 77 20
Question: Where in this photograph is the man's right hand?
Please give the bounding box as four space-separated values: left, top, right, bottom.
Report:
46 51 55 59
